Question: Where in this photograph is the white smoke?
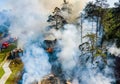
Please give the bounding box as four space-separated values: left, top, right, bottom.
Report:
72 79 79 84
71 54 115 84
0 0 86 83
0 0 88 48
57 24 80 79
0 0 53 83
22 43 51 84
0 0 116 84
108 45 120 56
80 73 112 84
7 0 50 48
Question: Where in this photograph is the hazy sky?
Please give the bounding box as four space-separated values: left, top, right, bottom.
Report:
0 0 118 10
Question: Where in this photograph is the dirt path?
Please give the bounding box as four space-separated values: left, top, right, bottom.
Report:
0 60 12 84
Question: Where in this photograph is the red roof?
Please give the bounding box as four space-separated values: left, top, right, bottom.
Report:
2 42 9 48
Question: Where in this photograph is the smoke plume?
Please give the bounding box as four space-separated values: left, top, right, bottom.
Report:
0 0 88 48
57 24 80 79
108 45 120 57
22 41 51 84
0 0 116 84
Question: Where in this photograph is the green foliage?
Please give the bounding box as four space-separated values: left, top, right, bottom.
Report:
0 53 6 64
84 1 120 47
83 33 107 59
6 59 23 84
83 33 97 47
94 48 106 58
83 33 96 40
84 2 99 19
47 7 67 29
0 67 5 79
0 43 17 82
1 43 17 53
0 44 16 64
102 8 120 47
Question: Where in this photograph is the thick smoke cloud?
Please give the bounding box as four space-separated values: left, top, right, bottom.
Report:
0 0 116 84
57 24 80 79
0 0 87 83
7 0 49 48
22 42 51 84
0 0 88 48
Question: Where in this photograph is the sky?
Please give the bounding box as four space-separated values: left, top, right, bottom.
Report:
0 0 119 11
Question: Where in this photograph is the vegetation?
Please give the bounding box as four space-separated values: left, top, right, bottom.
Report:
1 43 17 53
0 53 6 64
0 42 23 84
0 43 17 64
0 0 120 83
84 0 120 47
6 58 23 84
102 8 120 47
47 0 72 30
0 67 5 79
83 33 106 62
47 7 67 30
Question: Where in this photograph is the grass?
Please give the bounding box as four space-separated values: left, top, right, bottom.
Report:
0 53 6 64
1 43 17 53
0 43 17 64
0 42 24 84
5 58 23 84
0 67 5 79
0 42 22 84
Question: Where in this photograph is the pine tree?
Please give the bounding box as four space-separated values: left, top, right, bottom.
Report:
84 2 97 34
84 0 109 47
47 7 67 30
47 0 73 30
95 0 109 34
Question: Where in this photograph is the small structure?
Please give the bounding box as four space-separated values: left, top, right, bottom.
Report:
2 42 9 49
7 48 23 60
